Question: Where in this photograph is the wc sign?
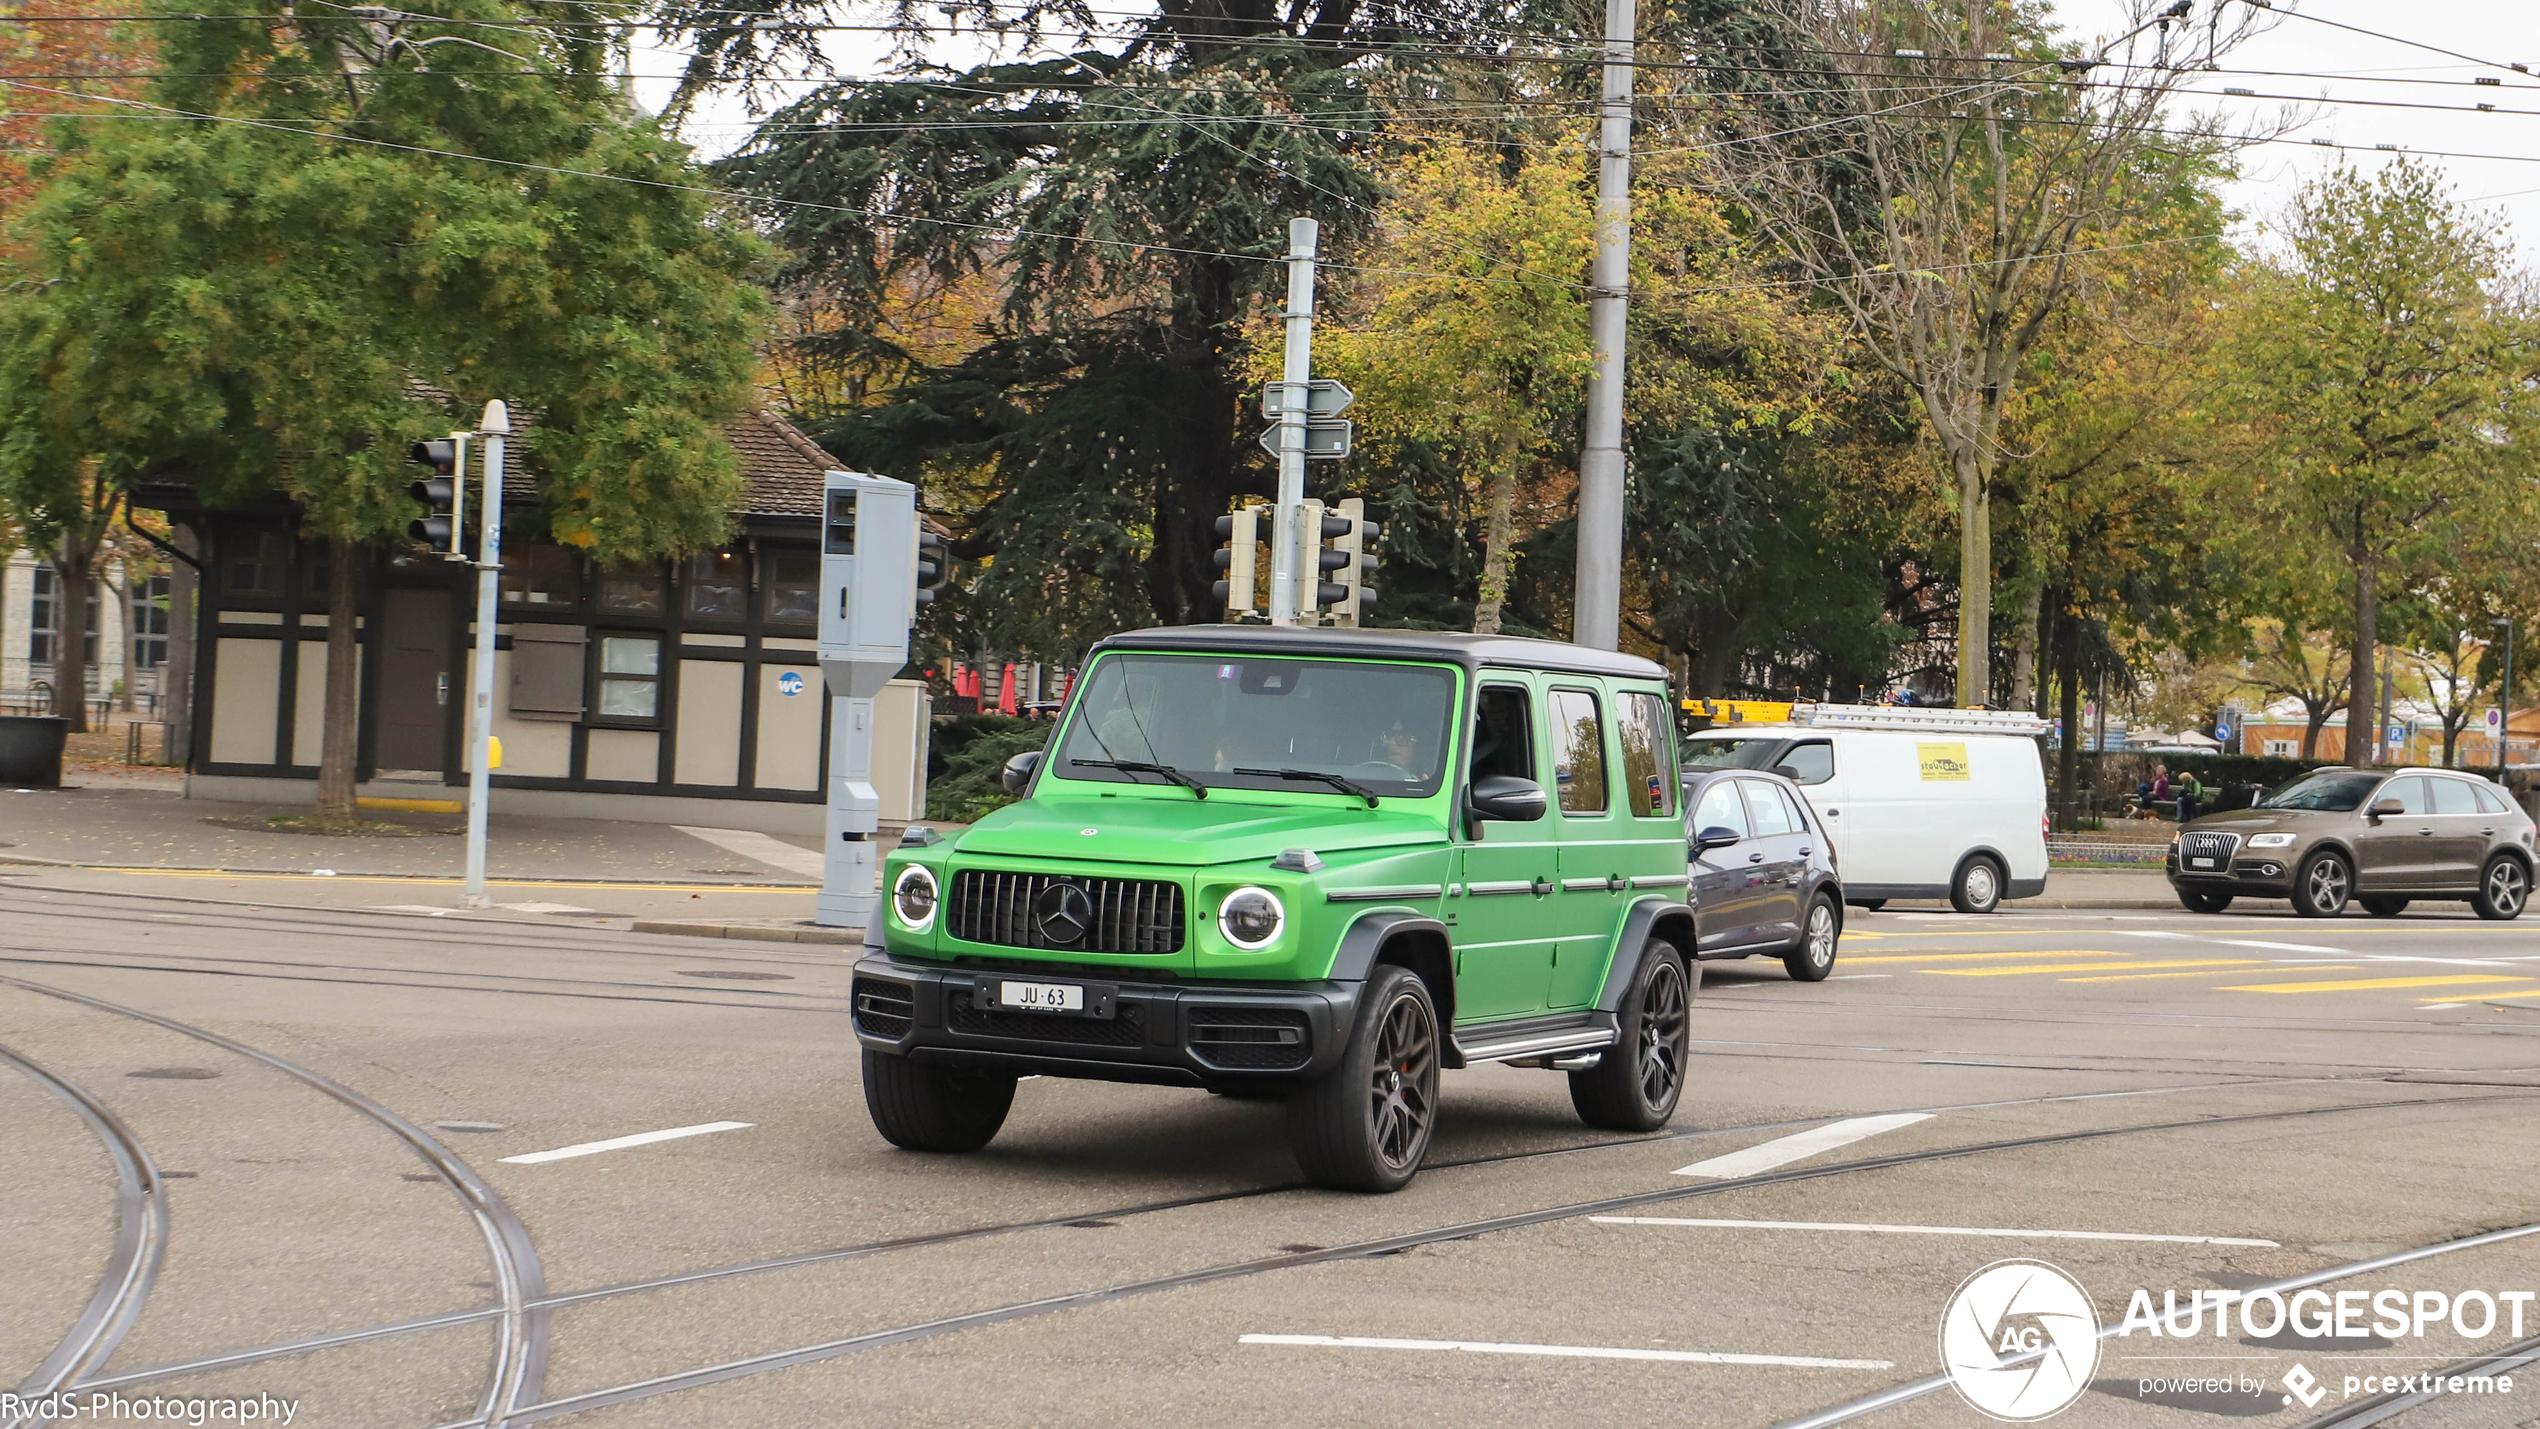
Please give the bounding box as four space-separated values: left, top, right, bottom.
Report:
777 671 806 697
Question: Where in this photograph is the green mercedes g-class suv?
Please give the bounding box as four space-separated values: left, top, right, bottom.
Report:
851 626 1698 1191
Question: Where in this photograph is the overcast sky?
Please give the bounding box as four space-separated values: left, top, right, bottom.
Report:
638 1 2540 268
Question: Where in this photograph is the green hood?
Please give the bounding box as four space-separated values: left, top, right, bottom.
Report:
956 793 1447 868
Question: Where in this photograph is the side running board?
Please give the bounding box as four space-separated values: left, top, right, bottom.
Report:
1452 1013 1618 1066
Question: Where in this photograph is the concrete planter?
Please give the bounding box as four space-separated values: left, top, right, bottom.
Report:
0 716 69 787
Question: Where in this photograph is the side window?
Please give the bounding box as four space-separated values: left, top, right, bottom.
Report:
2382 777 2431 815
1742 780 1799 836
2475 783 2512 815
1615 690 1677 818
1691 781 1749 842
1780 742 1835 785
1471 685 1535 784
1547 687 1610 814
1775 784 1814 833
2429 779 2478 816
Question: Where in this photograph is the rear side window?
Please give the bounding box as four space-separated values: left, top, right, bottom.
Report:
2475 783 2513 815
2429 779 2479 815
1741 781 1800 836
1779 742 1834 785
1548 687 1610 814
1615 691 1677 818
1691 781 1748 841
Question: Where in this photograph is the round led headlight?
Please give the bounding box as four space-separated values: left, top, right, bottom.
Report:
1217 886 1286 951
892 864 939 931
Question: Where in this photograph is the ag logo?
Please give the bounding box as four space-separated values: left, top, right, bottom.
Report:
1939 1260 2101 1422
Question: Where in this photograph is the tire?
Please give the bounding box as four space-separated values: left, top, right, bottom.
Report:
1288 965 1440 1192
1851 899 1886 912
2177 889 2234 914
1950 856 2005 914
1783 896 1841 981
1570 942 1692 1133
2474 856 2530 922
861 1050 1016 1153
2292 850 2353 918
2359 895 2410 918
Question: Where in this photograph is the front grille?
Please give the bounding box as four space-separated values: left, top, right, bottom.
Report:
947 870 1185 954
1188 1006 1312 1070
948 996 1148 1047
851 977 915 1039
2180 831 2242 865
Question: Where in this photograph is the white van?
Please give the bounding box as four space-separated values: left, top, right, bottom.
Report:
1682 705 2050 912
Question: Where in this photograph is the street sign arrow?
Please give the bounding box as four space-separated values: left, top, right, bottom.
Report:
1263 380 1355 418
1258 419 1353 459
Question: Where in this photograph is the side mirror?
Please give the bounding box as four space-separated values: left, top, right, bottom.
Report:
2368 797 2403 819
1468 774 1547 822
1693 825 1742 852
1002 749 1045 794
1770 765 1802 783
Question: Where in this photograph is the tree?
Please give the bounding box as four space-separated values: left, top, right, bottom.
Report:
2247 622 2348 763
1686 0 2270 704
2218 161 2540 768
0 0 768 818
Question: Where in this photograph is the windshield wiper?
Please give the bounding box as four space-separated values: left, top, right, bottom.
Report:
1236 767 1380 808
1071 758 1208 799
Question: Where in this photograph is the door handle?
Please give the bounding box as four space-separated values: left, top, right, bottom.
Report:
1799 847 1813 856
1748 852 1765 864
1825 808 1840 816
2417 828 2435 836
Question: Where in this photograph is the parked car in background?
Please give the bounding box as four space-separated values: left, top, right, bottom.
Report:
1680 768 1844 979
1682 705 2050 913
2168 767 2535 919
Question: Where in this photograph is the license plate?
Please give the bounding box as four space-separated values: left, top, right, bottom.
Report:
997 980 1084 1013
2190 857 2216 869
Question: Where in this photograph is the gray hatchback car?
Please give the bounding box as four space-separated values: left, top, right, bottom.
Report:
2169 767 2535 919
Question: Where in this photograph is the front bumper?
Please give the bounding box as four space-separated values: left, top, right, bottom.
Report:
849 953 1362 1088
2167 851 2295 894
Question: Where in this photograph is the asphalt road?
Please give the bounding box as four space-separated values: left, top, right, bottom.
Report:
4 885 2538 1429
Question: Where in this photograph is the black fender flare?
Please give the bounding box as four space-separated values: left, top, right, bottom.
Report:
1327 910 1452 983
1596 898 1699 1014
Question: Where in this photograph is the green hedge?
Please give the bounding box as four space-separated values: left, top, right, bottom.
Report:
925 714 1051 824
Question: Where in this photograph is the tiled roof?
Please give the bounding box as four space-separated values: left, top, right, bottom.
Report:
409 383 837 518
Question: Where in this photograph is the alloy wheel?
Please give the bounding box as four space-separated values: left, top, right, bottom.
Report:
2489 861 2527 917
1804 903 1838 968
2306 857 2349 912
1636 959 1689 1107
1367 992 1437 1171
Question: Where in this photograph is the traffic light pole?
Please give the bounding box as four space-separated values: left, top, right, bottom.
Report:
1269 217 1319 627
1572 0 1636 652
460 401 510 911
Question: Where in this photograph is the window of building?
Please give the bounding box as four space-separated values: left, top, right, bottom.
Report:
684 550 748 620
300 540 333 599
764 549 820 625
1614 691 1677 818
1547 687 1609 814
597 564 665 615
500 544 585 608
132 575 170 669
29 569 56 665
595 636 661 721
224 530 289 597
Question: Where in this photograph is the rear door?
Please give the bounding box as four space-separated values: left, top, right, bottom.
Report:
1547 684 1627 1009
1452 679 1558 1021
2353 775 2431 890
2424 776 2489 888
1687 777 1758 951
1737 779 1809 943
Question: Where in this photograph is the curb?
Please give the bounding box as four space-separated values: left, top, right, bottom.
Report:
628 920 861 945
0 853 816 889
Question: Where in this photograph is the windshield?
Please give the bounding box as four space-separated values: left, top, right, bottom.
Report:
2258 770 2383 812
1053 654 1457 799
1681 736 1787 772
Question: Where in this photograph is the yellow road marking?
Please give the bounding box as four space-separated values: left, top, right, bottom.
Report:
1934 959 2270 977
1844 950 2136 965
2424 989 2540 1002
96 868 810 895
2223 975 2534 994
2062 965 2359 983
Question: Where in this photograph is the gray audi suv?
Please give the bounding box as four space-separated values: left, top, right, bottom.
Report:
2168 767 2534 919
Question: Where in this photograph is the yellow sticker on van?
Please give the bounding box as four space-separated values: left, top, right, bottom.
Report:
1917 742 1972 781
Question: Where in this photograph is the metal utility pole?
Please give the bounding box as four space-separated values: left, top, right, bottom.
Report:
2498 617 2517 781
460 400 509 911
1269 217 1319 626
1572 0 1636 652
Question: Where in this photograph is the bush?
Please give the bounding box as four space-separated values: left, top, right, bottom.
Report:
925 715 1051 824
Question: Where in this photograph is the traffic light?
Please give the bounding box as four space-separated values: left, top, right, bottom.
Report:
915 527 951 605
1331 496 1381 626
1295 498 1350 619
1212 505 1265 618
406 437 462 555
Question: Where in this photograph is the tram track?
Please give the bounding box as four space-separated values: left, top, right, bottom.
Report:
0 948 850 1014
0 976 552 1429
0 1044 167 1429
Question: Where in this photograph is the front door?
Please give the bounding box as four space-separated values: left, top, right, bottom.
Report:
1452 681 1559 1022
2353 775 2432 891
1688 778 1761 951
375 587 451 774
